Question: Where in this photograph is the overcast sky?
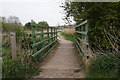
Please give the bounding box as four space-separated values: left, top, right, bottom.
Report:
0 0 75 26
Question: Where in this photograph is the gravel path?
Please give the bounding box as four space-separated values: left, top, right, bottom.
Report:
34 33 85 78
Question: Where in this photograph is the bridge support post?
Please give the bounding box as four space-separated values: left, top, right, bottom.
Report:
31 25 37 54
10 32 17 60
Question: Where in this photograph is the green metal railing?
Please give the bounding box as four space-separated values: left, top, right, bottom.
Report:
29 23 58 60
75 20 89 57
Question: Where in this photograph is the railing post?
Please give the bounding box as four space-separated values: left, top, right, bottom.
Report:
81 26 84 54
41 26 44 48
86 23 89 46
47 26 50 50
82 26 84 40
54 28 55 41
10 32 17 60
55 28 57 44
56 28 57 40
51 28 53 42
31 25 37 54
85 23 89 58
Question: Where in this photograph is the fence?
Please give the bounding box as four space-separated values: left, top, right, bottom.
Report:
29 23 58 60
75 20 89 58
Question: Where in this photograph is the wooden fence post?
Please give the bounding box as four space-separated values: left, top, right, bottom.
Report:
10 32 17 60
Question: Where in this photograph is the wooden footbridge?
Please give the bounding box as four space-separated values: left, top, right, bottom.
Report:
28 20 90 78
29 20 89 59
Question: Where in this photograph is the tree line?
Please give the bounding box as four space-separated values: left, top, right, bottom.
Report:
1 16 49 52
1 16 49 33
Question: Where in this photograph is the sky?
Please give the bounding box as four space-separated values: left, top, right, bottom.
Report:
0 0 75 26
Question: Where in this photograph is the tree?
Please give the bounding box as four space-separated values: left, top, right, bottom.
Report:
2 16 23 33
61 2 120 52
38 21 49 28
31 19 36 24
0 16 6 23
24 19 36 30
5 16 22 26
24 22 31 30
36 21 49 30
24 20 49 31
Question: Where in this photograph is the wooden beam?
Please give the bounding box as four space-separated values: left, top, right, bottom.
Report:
10 32 17 60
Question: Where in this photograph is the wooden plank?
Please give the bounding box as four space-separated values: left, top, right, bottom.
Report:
10 32 17 60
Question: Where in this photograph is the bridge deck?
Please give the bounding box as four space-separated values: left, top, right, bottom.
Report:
34 33 85 78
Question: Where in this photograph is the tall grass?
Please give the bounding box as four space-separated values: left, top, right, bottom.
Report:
63 28 75 35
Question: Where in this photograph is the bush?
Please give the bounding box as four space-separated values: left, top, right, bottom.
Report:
2 17 43 79
2 47 40 79
86 53 119 78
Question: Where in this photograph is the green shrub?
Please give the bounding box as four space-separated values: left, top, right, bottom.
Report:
86 53 119 78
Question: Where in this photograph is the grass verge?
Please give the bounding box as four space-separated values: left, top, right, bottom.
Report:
60 32 75 42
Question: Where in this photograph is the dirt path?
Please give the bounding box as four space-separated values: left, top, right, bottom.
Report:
35 33 85 78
